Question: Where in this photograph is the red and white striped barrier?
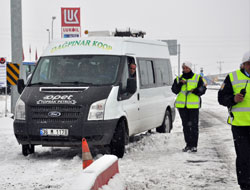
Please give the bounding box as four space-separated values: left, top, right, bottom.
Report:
71 155 120 190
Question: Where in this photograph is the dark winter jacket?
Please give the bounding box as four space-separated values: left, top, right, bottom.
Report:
171 71 207 97
129 72 136 79
218 69 248 108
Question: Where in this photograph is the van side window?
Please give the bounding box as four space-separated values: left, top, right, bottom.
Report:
166 59 173 85
138 60 147 86
154 59 170 86
32 59 50 82
120 61 129 92
118 57 137 100
138 58 172 88
146 60 155 85
138 60 155 88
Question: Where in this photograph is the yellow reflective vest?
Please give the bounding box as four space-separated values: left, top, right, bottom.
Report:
228 70 250 126
175 73 201 109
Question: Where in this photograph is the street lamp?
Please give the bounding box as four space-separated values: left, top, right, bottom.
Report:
46 29 50 44
51 16 56 40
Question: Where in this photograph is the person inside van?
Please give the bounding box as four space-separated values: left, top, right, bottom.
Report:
129 62 136 79
121 57 137 95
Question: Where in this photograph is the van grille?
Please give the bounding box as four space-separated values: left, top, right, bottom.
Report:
40 87 88 93
30 105 82 123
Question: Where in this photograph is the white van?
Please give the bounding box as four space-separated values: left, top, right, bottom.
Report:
14 35 176 158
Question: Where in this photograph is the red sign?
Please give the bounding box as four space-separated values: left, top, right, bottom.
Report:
0 57 6 64
62 27 80 33
61 7 81 27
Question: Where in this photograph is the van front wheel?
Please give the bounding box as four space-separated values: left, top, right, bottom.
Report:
156 110 172 133
110 120 126 158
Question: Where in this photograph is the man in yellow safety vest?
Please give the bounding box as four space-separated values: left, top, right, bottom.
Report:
218 51 250 190
172 61 207 153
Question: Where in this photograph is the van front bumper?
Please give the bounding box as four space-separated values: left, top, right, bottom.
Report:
14 119 119 147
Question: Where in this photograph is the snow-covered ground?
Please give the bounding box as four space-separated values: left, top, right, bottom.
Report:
0 87 239 190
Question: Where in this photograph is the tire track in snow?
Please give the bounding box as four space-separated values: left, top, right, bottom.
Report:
199 110 236 176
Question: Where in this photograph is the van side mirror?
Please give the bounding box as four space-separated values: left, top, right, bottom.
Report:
127 78 136 94
17 79 25 94
27 73 32 83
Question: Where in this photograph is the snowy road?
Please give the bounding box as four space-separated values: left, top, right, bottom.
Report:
120 88 238 190
0 88 240 189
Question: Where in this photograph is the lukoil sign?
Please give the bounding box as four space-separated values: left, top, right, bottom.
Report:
61 7 81 38
61 7 80 27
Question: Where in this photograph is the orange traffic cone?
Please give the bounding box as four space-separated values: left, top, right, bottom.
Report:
82 138 93 169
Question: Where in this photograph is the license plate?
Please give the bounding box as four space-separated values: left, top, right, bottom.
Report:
40 129 69 136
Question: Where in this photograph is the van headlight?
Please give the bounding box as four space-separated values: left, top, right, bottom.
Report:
15 98 26 120
88 99 106 121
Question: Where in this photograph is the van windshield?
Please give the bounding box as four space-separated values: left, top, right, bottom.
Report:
30 55 121 86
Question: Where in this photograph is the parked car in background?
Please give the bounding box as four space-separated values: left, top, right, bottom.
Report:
0 85 11 94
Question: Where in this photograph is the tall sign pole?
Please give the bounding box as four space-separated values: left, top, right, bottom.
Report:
11 0 23 114
0 57 7 116
178 44 181 76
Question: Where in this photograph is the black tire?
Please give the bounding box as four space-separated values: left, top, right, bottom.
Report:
22 144 35 156
156 110 172 133
110 121 126 158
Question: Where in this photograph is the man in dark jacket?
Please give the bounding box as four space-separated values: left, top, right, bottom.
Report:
218 51 250 190
172 61 207 152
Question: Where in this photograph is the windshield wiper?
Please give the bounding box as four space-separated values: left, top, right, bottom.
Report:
60 81 94 85
28 82 54 86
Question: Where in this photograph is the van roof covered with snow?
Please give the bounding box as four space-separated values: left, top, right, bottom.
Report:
42 37 170 59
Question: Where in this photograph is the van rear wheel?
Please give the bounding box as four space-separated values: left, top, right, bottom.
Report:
110 120 126 158
156 110 172 133
22 144 35 156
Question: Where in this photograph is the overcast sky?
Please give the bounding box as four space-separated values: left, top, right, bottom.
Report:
0 0 249 75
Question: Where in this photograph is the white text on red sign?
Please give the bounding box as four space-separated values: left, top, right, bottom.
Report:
61 7 81 27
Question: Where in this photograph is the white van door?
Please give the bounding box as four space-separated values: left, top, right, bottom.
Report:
137 60 164 131
119 58 140 135
121 93 139 134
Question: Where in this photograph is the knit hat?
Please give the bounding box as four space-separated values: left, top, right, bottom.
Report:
182 61 192 70
242 51 250 64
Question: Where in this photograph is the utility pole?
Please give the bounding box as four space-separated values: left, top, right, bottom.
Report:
11 0 23 115
217 61 224 75
193 64 197 73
